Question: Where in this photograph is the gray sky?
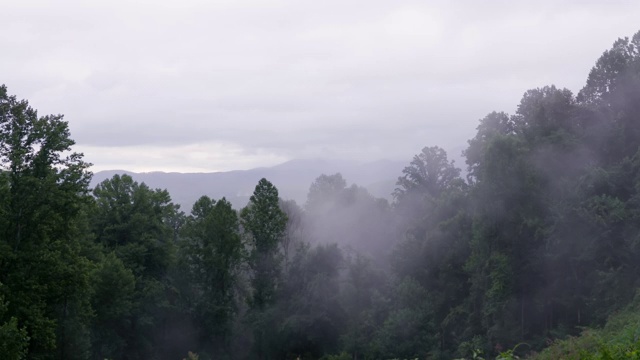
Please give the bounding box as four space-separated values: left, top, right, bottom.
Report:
2 0 639 172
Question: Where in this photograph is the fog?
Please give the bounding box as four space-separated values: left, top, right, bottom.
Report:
3 1 640 359
2 1 639 172
281 173 396 262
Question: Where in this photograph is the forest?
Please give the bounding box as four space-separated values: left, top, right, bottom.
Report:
1 30 640 360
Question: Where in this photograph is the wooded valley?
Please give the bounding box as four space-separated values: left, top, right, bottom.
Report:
1 30 640 360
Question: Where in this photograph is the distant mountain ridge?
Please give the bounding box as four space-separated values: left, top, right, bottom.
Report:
90 158 407 211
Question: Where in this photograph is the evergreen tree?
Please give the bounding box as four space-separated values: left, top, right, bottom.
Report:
240 178 287 359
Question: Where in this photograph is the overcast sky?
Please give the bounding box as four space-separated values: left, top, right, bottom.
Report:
2 1 639 172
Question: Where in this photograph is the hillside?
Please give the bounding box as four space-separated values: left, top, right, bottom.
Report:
530 293 640 359
90 158 406 210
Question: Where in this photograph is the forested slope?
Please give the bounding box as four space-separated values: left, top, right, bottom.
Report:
530 292 640 359
0 30 639 360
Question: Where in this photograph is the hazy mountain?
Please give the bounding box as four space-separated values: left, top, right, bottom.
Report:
90 158 407 211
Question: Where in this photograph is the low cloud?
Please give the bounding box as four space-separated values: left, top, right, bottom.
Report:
2 0 640 171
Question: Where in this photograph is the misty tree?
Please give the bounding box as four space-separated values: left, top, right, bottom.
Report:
577 30 640 106
271 243 346 359
304 173 349 248
305 173 347 213
339 254 389 360
391 146 471 358
394 146 464 234
464 104 548 348
395 146 462 200
241 178 288 309
372 277 435 359
179 196 244 355
304 173 394 259
512 86 576 144
279 199 306 271
578 30 640 162
464 112 515 183
547 36 640 323
240 178 287 359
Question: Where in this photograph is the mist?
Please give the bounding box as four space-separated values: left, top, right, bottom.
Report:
2 2 640 359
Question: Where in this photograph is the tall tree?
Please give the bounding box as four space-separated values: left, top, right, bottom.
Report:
89 253 136 360
180 196 244 356
577 31 640 163
305 173 347 213
0 84 93 359
391 146 471 358
279 199 306 271
271 243 346 359
91 174 180 359
395 146 462 202
241 178 288 310
240 178 287 359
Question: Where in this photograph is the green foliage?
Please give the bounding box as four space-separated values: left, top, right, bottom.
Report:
182 351 200 360
338 254 390 360
0 84 93 359
320 352 351 360
179 196 244 354
394 146 462 202
89 252 136 359
92 174 177 278
0 283 29 360
495 343 528 360
90 173 181 358
241 178 288 310
533 295 640 360
279 199 306 271
240 178 288 358
0 315 29 360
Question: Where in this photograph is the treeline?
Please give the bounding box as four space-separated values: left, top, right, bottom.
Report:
1 30 640 360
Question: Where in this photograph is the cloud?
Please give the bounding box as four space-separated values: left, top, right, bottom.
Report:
2 0 640 171
79 142 289 172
